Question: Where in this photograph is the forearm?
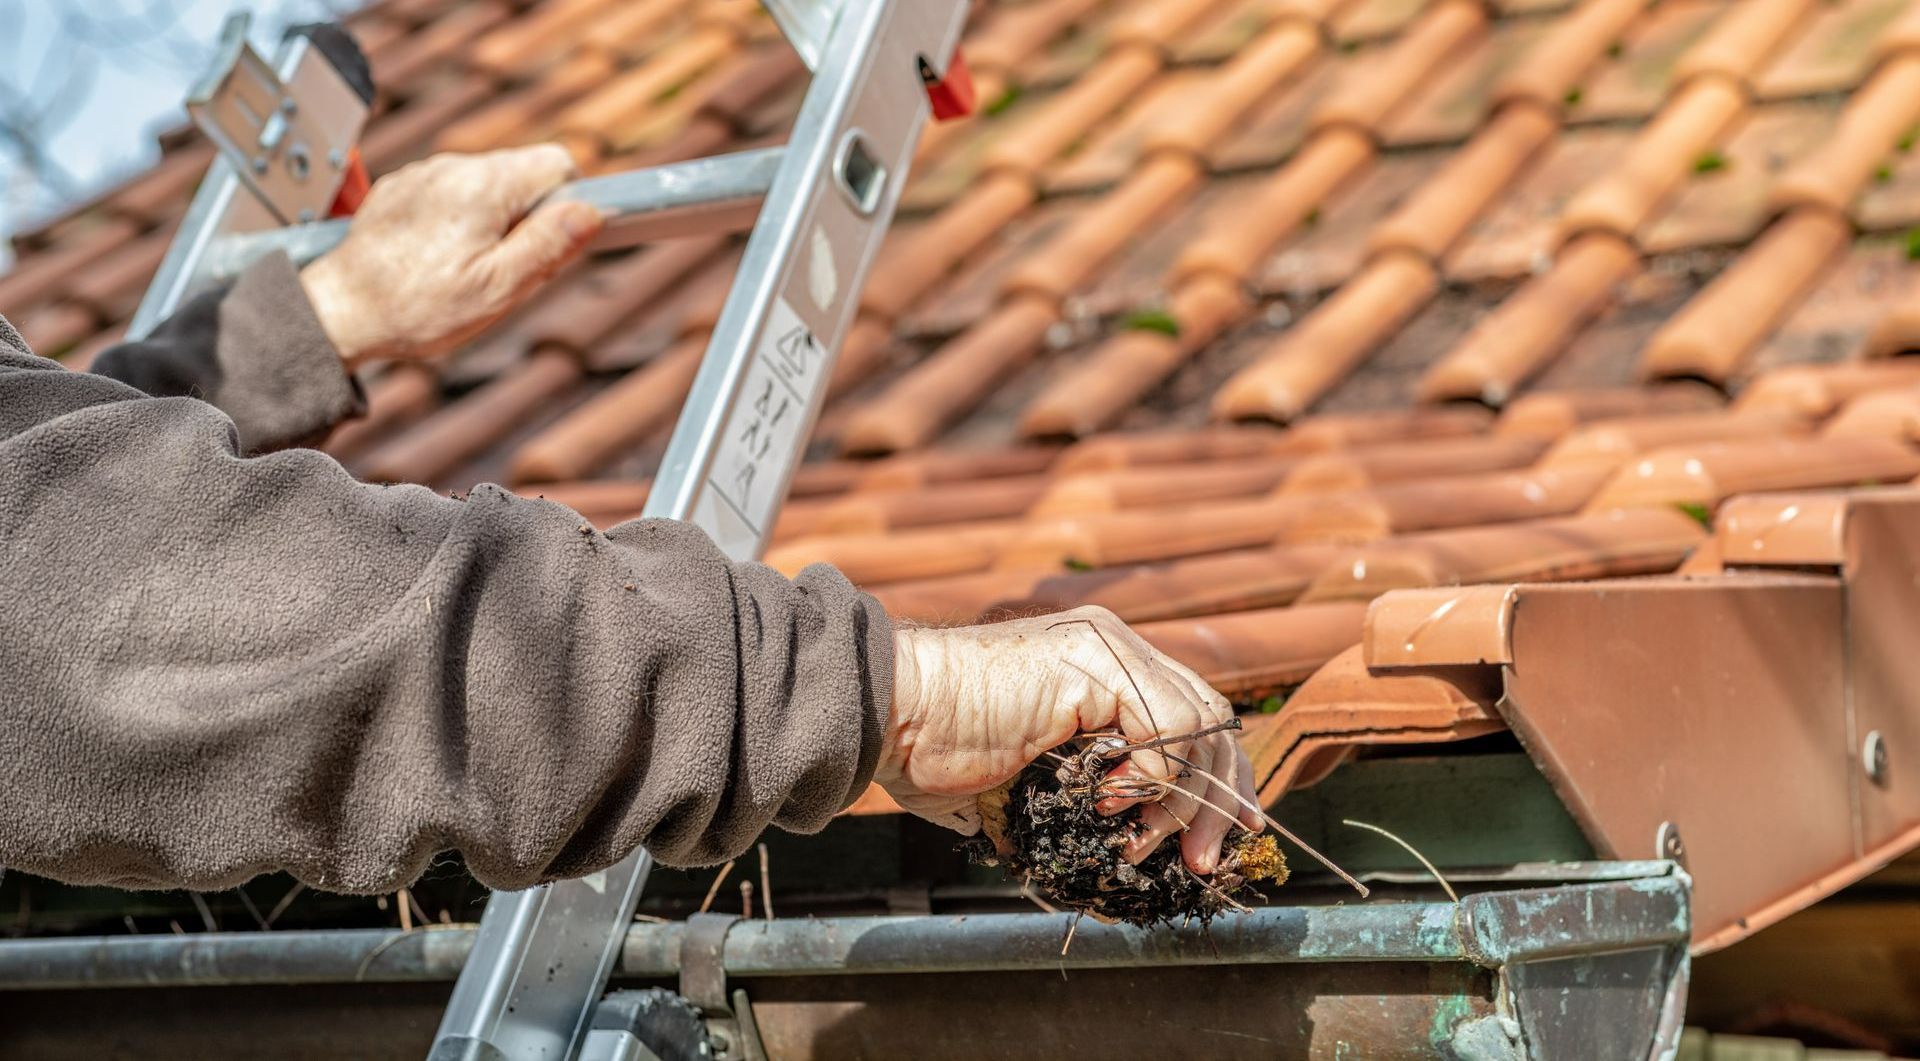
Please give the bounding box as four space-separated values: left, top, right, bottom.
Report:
87 252 364 454
0 329 890 893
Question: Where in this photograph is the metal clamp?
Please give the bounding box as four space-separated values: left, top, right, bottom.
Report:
187 14 369 225
676 915 767 1061
678 914 738 1016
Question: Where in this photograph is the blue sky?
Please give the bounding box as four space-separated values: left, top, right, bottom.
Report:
0 0 361 260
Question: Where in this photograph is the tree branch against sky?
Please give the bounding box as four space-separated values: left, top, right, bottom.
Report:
0 0 362 260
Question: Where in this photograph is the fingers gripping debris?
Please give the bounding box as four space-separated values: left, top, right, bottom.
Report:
964 724 1362 928
965 741 1284 928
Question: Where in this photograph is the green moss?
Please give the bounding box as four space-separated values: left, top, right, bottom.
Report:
1122 308 1181 337
1691 150 1727 175
1898 127 1916 153
985 83 1024 117
1303 206 1321 227
1063 557 1096 572
1675 502 1712 528
1563 86 1583 108
1258 695 1286 714
1605 41 1625 59
1875 163 1895 184
1905 227 1920 261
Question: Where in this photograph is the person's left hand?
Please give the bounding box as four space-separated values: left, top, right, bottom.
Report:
300 144 603 370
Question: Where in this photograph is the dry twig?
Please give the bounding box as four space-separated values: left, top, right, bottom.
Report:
1343 819 1456 903
697 860 736 915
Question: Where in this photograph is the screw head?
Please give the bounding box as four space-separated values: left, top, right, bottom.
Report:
1657 821 1686 866
1865 730 1890 787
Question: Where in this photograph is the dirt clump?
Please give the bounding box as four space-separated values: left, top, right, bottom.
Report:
963 742 1286 928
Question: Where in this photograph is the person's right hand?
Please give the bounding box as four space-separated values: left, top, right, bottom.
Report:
878 606 1262 874
300 145 603 370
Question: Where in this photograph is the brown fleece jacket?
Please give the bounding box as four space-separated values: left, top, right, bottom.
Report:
0 255 892 894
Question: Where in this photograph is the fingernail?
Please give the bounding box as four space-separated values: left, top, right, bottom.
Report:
561 202 602 241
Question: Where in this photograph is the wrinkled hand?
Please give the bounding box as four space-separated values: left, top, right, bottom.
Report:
879 606 1261 874
301 145 603 369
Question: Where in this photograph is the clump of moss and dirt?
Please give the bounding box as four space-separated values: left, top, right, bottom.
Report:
960 728 1305 928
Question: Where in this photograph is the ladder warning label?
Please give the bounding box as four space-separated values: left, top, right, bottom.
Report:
708 296 824 542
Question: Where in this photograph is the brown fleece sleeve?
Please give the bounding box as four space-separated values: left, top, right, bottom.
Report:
0 314 892 894
88 252 364 454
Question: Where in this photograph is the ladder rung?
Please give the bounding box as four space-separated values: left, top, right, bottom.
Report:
198 146 785 285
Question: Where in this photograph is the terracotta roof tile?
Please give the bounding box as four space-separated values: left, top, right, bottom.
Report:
0 217 143 312
1002 153 1207 301
1864 296 1920 357
1536 407 1814 469
1823 384 1920 442
1556 77 1748 244
1018 273 1247 437
1495 382 1725 437
1443 124 1637 281
14 301 99 358
1278 432 1550 492
1255 145 1442 294
1180 126 1373 284
372 0 513 91
520 237 728 357
1669 0 1818 88
1734 359 1920 416
1770 54 1920 218
1043 70 1215 194
1753 0 1912 99
1369 101 1558 261
1493 0 1650 113
1419 230 1640 404
1207 53 1345 170
1213 250 1438 421
433 50 620 154
64 223 178 320
967 0 1110 75
872 542 1348 624
1313 0 1489 138
1142 20 1324 160
1134 601 1368 697
1377 18 1548 145
509 339 704 485
1637 206 1852 382
1583 435 1920 511
1316 505 1706 596
363 74 499 173
1635 102 1833 254
554 23 750 161
360 348 585 486
1572 0 1726 121
324 365 441 464
1243 643 1502 801
841 294 1058 454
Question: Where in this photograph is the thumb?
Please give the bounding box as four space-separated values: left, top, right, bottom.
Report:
478 198 602 307
892 791 983 836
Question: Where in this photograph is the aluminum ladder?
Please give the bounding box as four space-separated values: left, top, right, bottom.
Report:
134 3 975 1058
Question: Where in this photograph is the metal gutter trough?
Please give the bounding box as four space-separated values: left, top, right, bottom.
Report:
0 864 1690 1060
